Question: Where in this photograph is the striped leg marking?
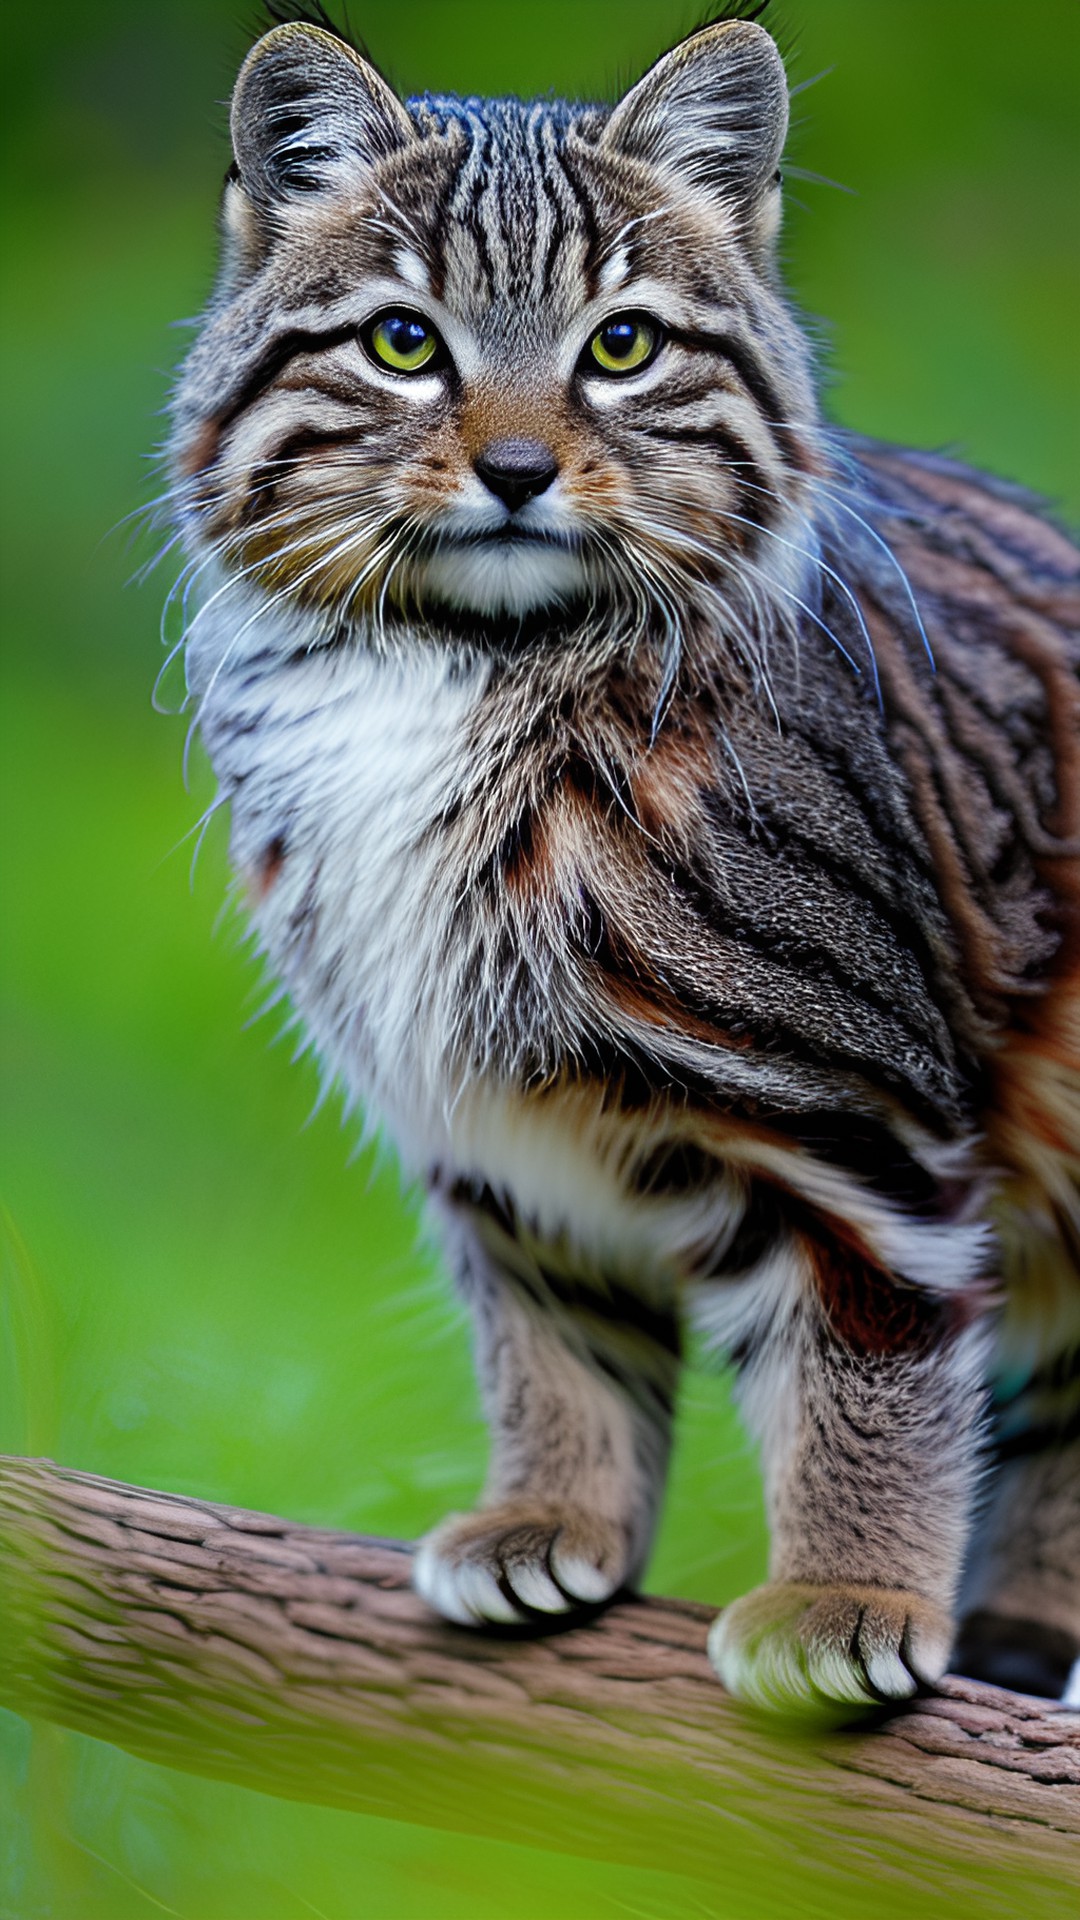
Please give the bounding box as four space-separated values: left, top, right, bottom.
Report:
414 1202 677 1628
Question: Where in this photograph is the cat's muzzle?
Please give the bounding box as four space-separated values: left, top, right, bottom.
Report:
410 526 592 617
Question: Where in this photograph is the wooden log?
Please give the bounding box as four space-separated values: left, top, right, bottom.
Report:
2 1455 1078 1905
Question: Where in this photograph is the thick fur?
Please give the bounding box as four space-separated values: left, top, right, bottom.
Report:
168 19 1080 1714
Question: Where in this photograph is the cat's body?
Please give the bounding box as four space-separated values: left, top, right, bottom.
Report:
171 14 1080 1712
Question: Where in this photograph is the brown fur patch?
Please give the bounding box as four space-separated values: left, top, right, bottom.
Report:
630 715 714 840
177 415 222 483
499 805 555 897
458 388 571 466
805 1234 952 1358
252 834 286 899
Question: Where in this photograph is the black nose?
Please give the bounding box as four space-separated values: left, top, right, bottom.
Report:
473 436 559 513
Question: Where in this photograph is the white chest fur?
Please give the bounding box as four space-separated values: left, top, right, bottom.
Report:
193 615 484 1104
186 598 746 1282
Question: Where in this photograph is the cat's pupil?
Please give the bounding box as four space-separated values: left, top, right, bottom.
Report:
386 317 428 356
599 323 638 360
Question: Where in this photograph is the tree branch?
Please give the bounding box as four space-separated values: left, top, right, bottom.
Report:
2 1455 1078 1889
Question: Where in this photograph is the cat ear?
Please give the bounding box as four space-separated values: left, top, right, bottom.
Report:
601 21 788 226
230 23 417 204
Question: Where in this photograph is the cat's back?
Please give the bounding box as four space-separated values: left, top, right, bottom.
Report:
848 443 1079 1294
849 442 1079 1011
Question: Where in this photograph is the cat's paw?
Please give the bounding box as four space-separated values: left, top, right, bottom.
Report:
413 1502 630 1627
708 1580 952 1716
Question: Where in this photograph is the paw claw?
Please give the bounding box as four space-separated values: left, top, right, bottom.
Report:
414 1504 628 1630
863 1645 917 1700
412 1538 482 1627
709 1581 951 1717
509 1560 569 1614
550 1549 620 1606
457 1560 524 1625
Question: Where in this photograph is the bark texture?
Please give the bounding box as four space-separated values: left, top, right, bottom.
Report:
2 1455 1078 1893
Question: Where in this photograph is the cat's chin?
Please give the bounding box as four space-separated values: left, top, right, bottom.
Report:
410 538 591 619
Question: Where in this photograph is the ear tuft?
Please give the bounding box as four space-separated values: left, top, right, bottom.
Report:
231 23 416 204
602 21 788 214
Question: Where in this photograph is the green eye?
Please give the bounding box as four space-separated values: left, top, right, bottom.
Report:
367 312 439 373
589 316 659 375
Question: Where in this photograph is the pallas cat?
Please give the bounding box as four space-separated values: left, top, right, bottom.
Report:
168 11 1080 1713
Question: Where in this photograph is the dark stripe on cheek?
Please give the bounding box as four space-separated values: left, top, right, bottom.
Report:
636 422 770 526
666 325 805 468
639 421 757 465
267 423 370 462
213 324 361 440
242 422 374 521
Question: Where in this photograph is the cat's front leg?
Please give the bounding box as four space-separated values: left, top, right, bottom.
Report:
705 1228 989 1715
414 1197 678 1627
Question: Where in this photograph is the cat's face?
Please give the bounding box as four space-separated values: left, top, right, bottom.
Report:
172 20 819 647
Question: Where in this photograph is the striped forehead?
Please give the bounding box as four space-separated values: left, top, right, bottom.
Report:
407 94 596 317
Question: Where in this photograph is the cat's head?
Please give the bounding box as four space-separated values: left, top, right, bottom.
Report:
171 16 822 658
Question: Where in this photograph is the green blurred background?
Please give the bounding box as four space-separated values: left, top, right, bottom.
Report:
1 3 1077 1915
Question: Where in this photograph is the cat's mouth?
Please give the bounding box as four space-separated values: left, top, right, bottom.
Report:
407 525 593 618
444 527 581 551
